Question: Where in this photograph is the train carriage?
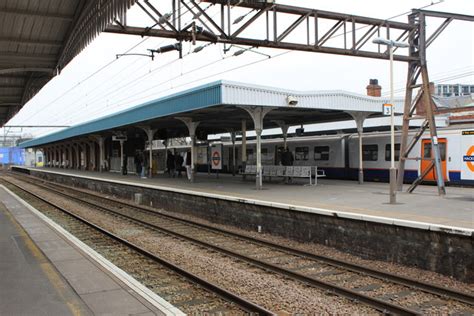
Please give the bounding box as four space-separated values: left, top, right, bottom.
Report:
181 125 473 186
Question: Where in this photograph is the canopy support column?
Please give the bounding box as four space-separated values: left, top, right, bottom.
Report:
176 118 200 183
241 120 247 179
67 144 73 168
273 120 289 150
119 140 125 175
89 141 96 171
98 137 105 172
240 106 274 190
348 112 371 184
74 143 80 169
138 127 157 178
231 131 236 176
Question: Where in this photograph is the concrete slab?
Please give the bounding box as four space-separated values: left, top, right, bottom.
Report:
53 258 122 295
0 185 182 316
0 199 90 316
81 289 152 316
21 167 474 231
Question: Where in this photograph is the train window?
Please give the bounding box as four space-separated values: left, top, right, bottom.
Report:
362 144 378 161
314 146 329 161
422 142 446 161
384 144 400 161
295 147 309 160
423 143 431 159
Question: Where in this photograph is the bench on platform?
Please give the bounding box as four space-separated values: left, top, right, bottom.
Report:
241 165 326 185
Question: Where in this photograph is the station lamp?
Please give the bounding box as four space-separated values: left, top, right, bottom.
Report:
372 37 409 204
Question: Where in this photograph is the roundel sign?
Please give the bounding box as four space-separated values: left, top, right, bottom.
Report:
461 131 474 180
463 145 474 172
211 144 222 170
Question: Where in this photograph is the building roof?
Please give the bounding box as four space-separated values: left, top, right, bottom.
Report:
0 0 137 126
20 80 404 148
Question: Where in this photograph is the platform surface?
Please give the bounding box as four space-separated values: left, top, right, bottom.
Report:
19 167 474 230
0 185 170 316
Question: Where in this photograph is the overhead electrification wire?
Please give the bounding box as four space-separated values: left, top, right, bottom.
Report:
45 1 217 125
102 0 448 109
12 0 450 133
15 0 198 126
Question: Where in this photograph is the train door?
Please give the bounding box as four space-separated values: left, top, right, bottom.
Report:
420 138 447 181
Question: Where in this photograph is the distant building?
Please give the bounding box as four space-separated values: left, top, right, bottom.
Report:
435 83 474 97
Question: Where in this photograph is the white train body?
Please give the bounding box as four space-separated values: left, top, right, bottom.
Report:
180 125 473 186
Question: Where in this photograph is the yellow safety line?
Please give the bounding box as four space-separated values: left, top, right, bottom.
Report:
0 202 84 316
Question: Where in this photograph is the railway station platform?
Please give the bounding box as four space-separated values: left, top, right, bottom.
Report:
0 183 182 316
16 166 474 230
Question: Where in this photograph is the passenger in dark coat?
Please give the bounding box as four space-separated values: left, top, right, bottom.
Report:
134 151 142 176
122 156 128 175
175 154 184 177
281 148 294 183
166 151 175 177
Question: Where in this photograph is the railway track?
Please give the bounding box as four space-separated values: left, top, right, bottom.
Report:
5 174 474 315
1 177 273 315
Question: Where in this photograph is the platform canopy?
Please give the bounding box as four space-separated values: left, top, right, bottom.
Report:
20 80 403 148
0 0 137 127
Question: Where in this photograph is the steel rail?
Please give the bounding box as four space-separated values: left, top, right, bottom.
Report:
26 173 473 306
3 178 275 316
14 177 424 315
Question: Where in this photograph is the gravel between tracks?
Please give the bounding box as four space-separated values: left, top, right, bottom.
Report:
16 179 379 315
148 202 474 293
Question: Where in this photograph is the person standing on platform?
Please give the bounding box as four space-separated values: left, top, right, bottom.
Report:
166 150 175 177
134 151 142 177
184 150 192 180
122 156 128 175
175 153 184 177
281 148 294 183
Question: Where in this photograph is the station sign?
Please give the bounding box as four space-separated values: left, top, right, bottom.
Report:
461 130 474 180
382 103 393 116
211 144 222 170
112 135 127 141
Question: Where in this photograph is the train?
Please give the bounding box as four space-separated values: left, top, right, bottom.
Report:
0 147 43 167
159 124 474 186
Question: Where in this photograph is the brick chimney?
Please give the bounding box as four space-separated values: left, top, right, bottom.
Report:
366 79 382 97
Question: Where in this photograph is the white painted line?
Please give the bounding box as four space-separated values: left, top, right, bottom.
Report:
0 184 185 316
18 166 474 236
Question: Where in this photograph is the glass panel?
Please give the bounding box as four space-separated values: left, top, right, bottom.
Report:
385 144 400 161
295 147 309 161
362 144 378 161
314 146 330 161
423 142 432 159
246 148 254 160
439 142 446 161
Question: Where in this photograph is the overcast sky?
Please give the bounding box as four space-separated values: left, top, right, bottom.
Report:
3 0 473 139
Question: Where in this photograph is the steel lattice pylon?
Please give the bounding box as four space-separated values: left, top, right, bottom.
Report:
103 1 474 195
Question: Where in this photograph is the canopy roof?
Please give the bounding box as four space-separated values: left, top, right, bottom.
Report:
20 80 404 148
0 0 136 126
